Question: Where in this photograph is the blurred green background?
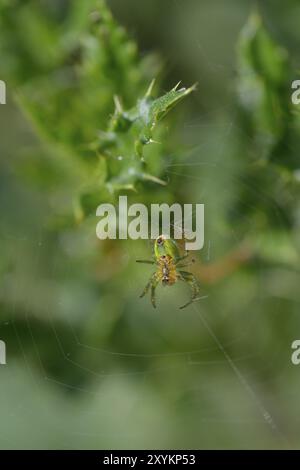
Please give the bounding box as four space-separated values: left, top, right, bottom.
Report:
0 0 300 449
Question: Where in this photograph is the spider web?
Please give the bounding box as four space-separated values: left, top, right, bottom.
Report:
0 2 297 450
1 114 292 449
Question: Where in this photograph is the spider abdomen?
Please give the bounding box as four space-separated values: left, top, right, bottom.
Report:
157 255 178 286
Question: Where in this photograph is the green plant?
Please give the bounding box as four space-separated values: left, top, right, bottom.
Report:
1 0 300 450
0 0 195 225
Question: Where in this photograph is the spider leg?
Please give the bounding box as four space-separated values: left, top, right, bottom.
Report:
140 273 159 308
178 270 202 309
177 258 196 269
139 273 155 297
176 244 197 266
151 279 159 309
136 259 155 265
176 253 189 263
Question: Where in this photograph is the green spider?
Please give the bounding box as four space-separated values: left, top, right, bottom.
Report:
136 235 202 309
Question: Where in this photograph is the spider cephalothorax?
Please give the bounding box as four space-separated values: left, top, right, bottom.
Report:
136 235 201 309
